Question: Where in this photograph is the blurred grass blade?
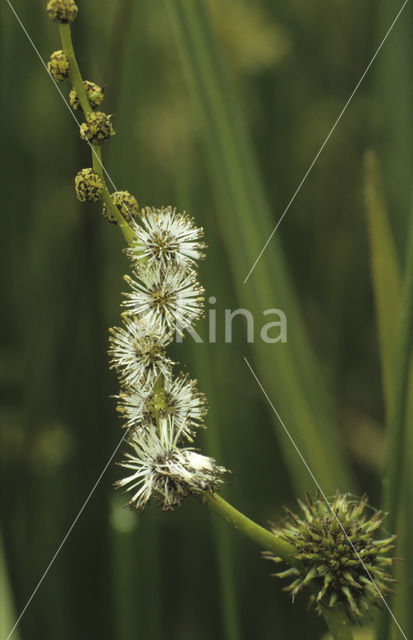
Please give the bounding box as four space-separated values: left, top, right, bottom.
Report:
0 532 21 640
364 152 413 639
379 190 413 640
364 151 402 413
164 0 351 494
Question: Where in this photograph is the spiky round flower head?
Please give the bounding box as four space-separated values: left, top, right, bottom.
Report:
70 81 104 111
80 111 114 146
117 372 206 440
127 206 206 269
102 191 139 225
109 315 174 389
123 264 205 335
46 0 78 23
264 493 396 621
47 50 69 82
115 414 227 511
74 168 103 202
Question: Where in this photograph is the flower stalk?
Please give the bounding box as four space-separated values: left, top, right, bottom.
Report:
207 493 294 560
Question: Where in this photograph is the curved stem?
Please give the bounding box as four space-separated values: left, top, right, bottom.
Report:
58 24 134 245
207 494 354 640
207 493 293 560
59 23 92 114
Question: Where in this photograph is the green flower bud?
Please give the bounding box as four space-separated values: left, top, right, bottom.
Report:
80 112 114 146
70 81 104 111
46 0 78 23
47 50 70 82
102 191 139 225
264 493 397 622
74 168 103 202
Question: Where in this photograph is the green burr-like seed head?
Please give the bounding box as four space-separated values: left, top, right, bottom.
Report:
102 191 139 225
70 81 104 111
74 168 103 202
264 493 397 622
46 0 78 23
47 50 69 82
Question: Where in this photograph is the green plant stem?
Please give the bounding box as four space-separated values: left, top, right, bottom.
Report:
322 607 355 640
377 198 413 640
207 494 354 640
207 493 293 560
58 23 134 244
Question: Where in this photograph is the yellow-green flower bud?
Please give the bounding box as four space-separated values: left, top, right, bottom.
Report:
47 50 69 82
46 0 78 23
80 112 114 146
70 81 104 111
74 168 103 202
102 191 139 224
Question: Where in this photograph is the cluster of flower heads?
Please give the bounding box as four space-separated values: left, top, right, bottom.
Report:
46 0 139 225
109 207 227 510
45 0 226 511
264 492 396 621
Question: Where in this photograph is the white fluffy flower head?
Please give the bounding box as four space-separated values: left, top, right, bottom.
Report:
127 206 206 269
109 315 174 388
115 415 227 511
117 372 206 440
122 264 204 335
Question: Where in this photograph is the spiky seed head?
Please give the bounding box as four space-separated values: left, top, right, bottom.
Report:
70 81 104 111
264 493 397 622
102 191 139 224
74 168 103 202
47 50 69 82
46 0 78 23
80 111 114 146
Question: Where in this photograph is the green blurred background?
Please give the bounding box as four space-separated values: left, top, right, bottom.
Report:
1 1 412 638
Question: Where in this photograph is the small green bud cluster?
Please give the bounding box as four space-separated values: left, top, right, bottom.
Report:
264 493 396 621
45 2 134 219
47 50 69 82
46 0 78 23
70 81 104 110
75 169 103 202
102 191 140 225
80 111 115 146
